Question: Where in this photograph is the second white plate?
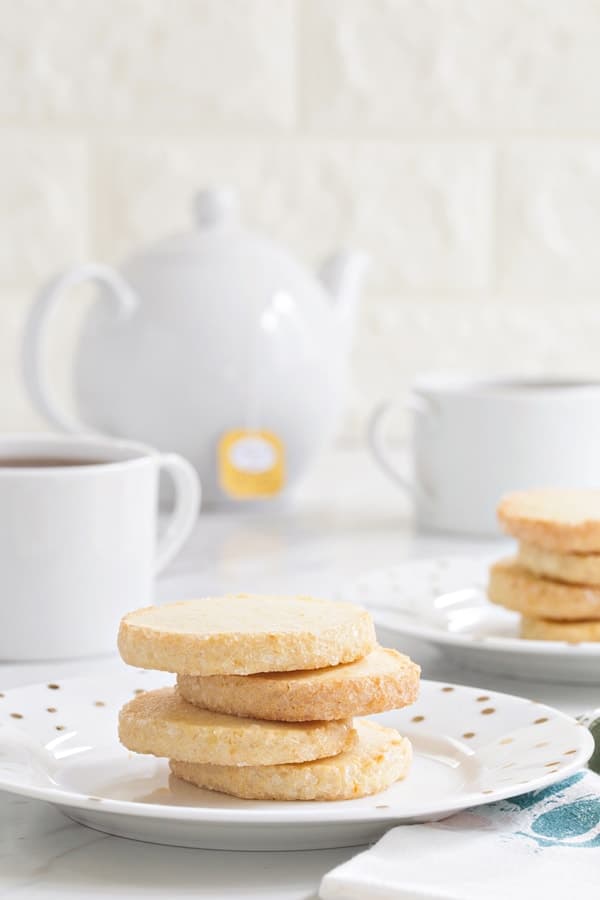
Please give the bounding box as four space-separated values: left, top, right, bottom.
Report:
344 555 600 684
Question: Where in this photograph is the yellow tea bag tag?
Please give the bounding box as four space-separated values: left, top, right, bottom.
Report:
218 430 285 499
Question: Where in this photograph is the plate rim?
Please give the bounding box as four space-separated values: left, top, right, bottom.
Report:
349 554 600 658
0 674 593 826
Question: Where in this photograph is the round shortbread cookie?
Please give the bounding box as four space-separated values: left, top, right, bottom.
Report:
498 489 600 553
518 542 600 587
488 558 600 621
177 646 420 722
118 595 376 676
118 687 357 766
170 719 411 801
521 616 600 643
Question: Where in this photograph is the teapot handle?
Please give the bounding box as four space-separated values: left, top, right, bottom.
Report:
22 263 138 433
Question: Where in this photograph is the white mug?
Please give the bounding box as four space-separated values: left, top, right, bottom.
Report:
0 434 200 660
368 375 600 536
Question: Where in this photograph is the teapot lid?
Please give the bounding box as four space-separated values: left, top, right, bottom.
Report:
122 187 353 312
130 187 245 261
193 187 239 229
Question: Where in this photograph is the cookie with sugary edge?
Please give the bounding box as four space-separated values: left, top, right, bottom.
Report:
177 646 420 722
488 558 600 621
119 687 357 766
118 595 376 676
518 542 600 587
170 719 411 801
521 616 600 642
498 489 600 553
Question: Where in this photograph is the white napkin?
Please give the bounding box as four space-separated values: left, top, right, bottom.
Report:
320 771 600 900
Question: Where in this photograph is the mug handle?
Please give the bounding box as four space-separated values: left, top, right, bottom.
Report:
367 399 433 505
22 263 137 433
154 453 201 574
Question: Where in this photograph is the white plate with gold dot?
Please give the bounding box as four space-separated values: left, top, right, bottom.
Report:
344 555 600 684
0 670 592 850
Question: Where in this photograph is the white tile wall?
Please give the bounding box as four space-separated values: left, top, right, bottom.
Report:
498 144 600 295
1 0 294 130
301 0 600 133
94 139 493 294
350 298 600 438
1 0 600 442
0 137 88 288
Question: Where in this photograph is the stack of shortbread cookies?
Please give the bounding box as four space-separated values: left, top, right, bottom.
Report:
489 488 600 642
117 595 420 800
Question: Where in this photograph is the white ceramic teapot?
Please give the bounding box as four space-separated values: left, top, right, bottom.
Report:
23 188 367 506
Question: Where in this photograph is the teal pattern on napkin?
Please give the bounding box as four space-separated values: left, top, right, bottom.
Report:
471 769 600 850
510 772 600 848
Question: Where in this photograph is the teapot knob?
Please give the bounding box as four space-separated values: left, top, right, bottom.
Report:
194 187 239 228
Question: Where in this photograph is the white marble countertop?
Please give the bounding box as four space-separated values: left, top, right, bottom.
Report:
0 451 596 899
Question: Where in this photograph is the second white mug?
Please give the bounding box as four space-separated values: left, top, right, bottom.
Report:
368 375 600 536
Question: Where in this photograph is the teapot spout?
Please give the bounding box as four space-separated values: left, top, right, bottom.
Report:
319 250 369 350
